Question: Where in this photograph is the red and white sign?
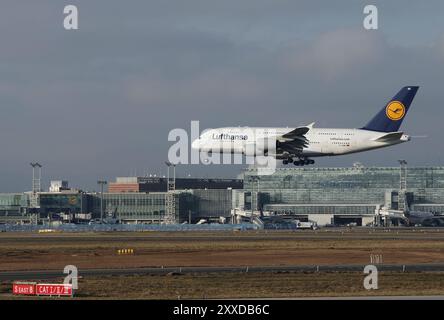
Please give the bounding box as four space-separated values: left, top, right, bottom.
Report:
13 282 36 295
36 284 73 297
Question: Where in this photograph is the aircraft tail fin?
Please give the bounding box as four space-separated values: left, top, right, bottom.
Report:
361 86 419 132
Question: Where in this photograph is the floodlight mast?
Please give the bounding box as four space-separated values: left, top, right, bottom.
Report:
29 163 42 212
97 180 107 223
398 160 408 212
164 161 176 224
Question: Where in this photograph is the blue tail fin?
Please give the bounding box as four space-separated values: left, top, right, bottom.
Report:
362 86 419 132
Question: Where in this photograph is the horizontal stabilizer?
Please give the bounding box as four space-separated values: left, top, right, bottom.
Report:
372 131 404 142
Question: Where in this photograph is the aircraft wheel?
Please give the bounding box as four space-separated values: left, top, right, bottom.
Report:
283 160 289 165
309 159 315 164
288 158 294 163
293 161 300 166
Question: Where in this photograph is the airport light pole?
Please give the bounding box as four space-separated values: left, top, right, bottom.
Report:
397 160 408 213
97 180 107 223
165 161 176 188
30 162 42 193
164 161 176 224
29 162 42 224
398 159 408 191
249 176 260 216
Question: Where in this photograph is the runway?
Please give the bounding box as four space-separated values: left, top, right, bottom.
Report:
2 228 444 242
2 263 444 281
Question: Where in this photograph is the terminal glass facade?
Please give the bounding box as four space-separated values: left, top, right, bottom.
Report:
243 167 444 214
90 192 195 223
191 189 233 219
0 193 28 216
39 193 87 215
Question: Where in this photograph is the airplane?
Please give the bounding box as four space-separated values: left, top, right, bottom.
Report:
405 210 444 227
192 86 419 166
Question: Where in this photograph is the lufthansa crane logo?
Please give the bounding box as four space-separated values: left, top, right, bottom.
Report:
385 101 405 121
69 196 77 205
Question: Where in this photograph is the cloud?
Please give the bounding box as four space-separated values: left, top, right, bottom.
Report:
435 34 444 59
280 29 386 79
2 1 444 191
124 70 269 109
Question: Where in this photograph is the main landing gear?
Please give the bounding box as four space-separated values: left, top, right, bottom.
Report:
282 157 315 166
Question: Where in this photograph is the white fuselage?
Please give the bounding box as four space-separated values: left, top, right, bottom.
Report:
192 127 410 159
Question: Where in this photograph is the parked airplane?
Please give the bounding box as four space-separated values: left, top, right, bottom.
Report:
405 210 444 227
192 86 419 166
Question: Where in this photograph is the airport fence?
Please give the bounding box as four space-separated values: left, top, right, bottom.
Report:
0 223 259 233
264 223 298 230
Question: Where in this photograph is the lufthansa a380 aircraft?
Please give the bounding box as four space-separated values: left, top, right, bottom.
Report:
192 86 419 166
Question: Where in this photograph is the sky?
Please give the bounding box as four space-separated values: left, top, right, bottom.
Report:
1 0 444 192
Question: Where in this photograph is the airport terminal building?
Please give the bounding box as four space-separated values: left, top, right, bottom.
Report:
0 178 241 224
241 165 444 226
1 165 444 226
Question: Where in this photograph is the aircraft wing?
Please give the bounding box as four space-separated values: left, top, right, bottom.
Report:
281 126 310 139
277 124 312 154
